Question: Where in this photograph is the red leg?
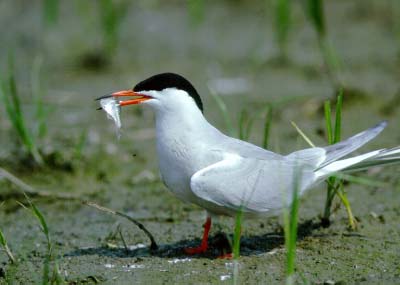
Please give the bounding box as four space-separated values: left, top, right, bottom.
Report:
185 216 212 254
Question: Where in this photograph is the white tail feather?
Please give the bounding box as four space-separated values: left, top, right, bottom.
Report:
315 147 400 180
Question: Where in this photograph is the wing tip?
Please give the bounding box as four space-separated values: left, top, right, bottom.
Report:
365 120 387 137
376 120 388 130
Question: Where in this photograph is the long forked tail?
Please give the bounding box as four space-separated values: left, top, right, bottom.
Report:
316 146 400 180
313 121 400 180
319 121 387 168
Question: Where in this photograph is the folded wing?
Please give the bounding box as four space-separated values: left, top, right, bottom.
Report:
190 153 318 215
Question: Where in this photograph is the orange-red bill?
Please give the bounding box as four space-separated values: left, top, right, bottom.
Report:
110 90 151 106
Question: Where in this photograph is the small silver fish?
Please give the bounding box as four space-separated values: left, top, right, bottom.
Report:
100 97 122 136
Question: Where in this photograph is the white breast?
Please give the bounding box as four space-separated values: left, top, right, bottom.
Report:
155 116 220 203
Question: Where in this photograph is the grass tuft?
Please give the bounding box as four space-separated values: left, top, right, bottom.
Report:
0 56 43 165
18 194 63 284
322 91 356 229
291 91 357 229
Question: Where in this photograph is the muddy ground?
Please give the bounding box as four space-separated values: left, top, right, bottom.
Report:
0 1 399 284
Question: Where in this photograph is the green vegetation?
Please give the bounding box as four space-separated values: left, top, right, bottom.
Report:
209 87 275 148
273 0 291 60
0 229 15 264
208 89 236 137
19 194 63 284
0 56 44 165
270 0 342 88
304 0 342 89
322 92 356 229
239 109 254 141
283 167 301 285
232 207 243 285
99 0 128 55
0 202 16 264
187 0 205 28
43 0 59 26
291 92 357 229
262 105 273 149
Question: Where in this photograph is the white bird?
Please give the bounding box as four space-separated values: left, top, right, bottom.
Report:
97 73 400 255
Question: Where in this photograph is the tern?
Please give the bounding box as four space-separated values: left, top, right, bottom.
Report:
97 72 400 255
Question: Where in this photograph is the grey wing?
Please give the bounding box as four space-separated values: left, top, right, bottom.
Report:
320 121 387 168
213 121 387 170
216 135 283 161
190 153 317 215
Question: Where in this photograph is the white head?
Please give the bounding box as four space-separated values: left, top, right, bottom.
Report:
98 73 204 117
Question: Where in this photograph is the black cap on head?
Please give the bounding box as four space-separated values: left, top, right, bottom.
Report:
133 73 203 112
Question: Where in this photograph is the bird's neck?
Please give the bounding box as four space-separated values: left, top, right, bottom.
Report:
153 106 218 198
154 107 214 141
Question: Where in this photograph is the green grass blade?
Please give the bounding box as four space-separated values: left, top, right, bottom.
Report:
20 194 56 283
233 207 243 285
0 79 17 127
99 0 127 54
0 230 6 247
239 110 248 140
233 208 243 259
0 229 16 264
42 254 50 285
43 0 59 26
8 73 22 119
337 185 357 230
31 203 50 240
324 101 333 144
51 260 63 285
323 94 356 229
285 166 300 284
0 57 43 164
245 116 254 142
23 194 51 252
274 0 291 57
262 105 273 149
4 70 30 147
306 0 325 38
333 90 343 143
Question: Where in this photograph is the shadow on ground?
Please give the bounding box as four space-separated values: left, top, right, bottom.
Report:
66 219 323 259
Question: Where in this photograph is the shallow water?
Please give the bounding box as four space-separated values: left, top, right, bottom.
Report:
0 1 399 284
